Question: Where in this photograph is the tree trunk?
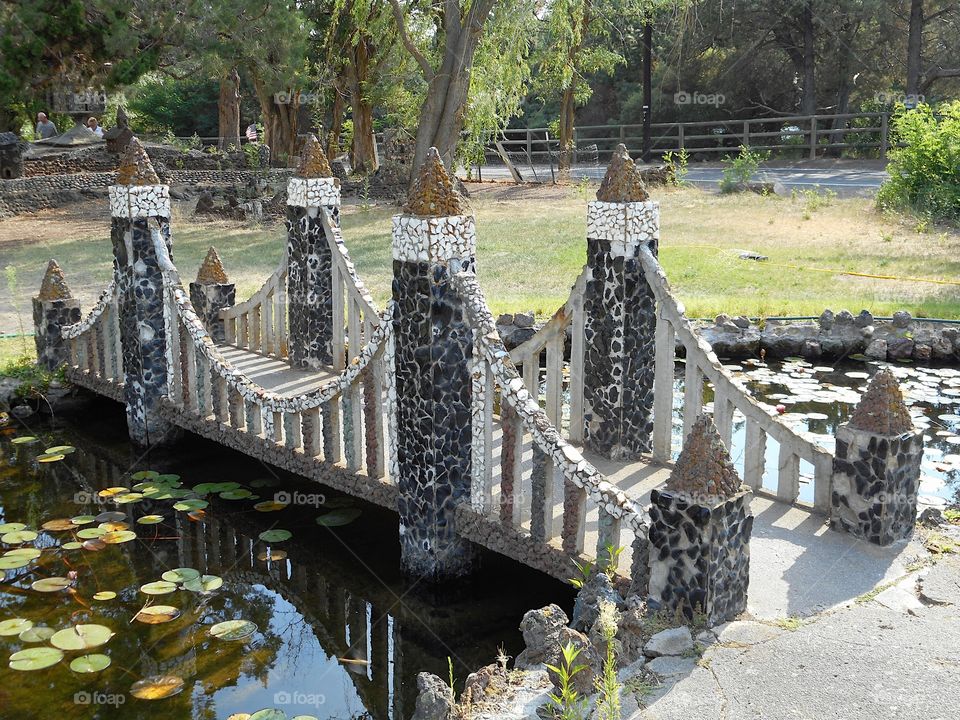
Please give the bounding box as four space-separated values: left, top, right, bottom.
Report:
251 72 299 167
347 38 379 173
558 85 576 179
827 17 858 157
800 1 816 116
641 21 653 162
326 86 345 158
906 0 924 97
217 67 241 151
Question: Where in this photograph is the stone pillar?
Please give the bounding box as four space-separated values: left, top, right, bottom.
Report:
189 247 235 343
831 369 922 546
391 148 475 580
32 260 81 370
108 138 175 446
582 144 659 460
286 134 340 369
648 415 753 626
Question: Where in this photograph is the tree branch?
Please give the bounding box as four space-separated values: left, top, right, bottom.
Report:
387 0 434 80
920 67 960 92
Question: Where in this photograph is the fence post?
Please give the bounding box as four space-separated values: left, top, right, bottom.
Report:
831 369 923 546
32 260 81 370
809 116 818 159
108 138 176 446
189 247 235 343
582 144 659 460
880 113 889 159
391 147 476 580
743 120 750 148
287 134 340 369
678 124 685 151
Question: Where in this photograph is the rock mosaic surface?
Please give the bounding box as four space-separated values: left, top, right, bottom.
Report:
116 137 161 185
403 147 469 217
667 415 744 500
583 200 659 459
294 133 333 178
596 143 650 203
847 368 913 435
32 261 81 370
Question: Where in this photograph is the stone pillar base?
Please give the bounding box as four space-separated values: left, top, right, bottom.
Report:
32 297 81 370
189 281 235 343
831 425 923 546
648 488 753 626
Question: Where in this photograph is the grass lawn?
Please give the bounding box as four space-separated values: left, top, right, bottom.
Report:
1 183 958 342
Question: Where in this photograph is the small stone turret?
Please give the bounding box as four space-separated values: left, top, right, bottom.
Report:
295 133 333 179
831 369 922 546
116 137 160 185
33 260 81 370
648 414 753 625
190 246 235 343
596 143 649 203
403 147 469 217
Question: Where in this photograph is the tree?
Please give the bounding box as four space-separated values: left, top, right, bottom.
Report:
906 0 960 96
218 67 242 149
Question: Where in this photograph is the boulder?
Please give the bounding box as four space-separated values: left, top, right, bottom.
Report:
836 310 855 324
818 309 835 331
571 571 623 632
887 337 914 360
411 672 454 720
546 627 599 695
914 343 932 362
516 604 568 668
643 626 693 658
497 313 514 326
800 339 822 359
931 336 955 361
892 310 912 328
865 339 888 360
732 315 751 329
855 310 874 328
514 312 535 329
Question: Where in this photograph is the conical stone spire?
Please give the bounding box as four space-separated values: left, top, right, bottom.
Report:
37 259 73 301
848 369 913 435
295 134 332 178
403 147 469 217
667 414 743 500
596 143 649 203
116 137 160 185
116 105 129 128
196 246 229 284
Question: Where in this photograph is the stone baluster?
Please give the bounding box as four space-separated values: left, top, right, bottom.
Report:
831 369 923 546
32 259 81 370
189 247 235 342
648 414 753 626
108 137 177 446
391 148 475 580
286 134 340 369
582 144 659 460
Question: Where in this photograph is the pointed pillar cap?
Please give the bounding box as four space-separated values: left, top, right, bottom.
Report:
196 246 230 284
848 369 913 435
295 133 333 178
37 259 73 301
667 414 743 500
116 137 160 185
403 147 469 217
596 143 650 203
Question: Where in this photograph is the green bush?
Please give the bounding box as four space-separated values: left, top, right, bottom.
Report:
719 146 769 193
876 102 960 225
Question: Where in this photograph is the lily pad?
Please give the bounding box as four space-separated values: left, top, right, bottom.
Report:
173 499 209 511
61 541 83 550
257 549 288 562
93 591 117 601
98 487 131 498
253 500 288 512
95 511 127 523
183 574 223 593
37 453 65 464
161 568 200 583
10 436 38 445
9 646 63 671
0 522 26 533
0 618 33 636
4 547 41 559
101 530 137 544
31 576 72 592
2 529 38 544
70 653 112 673
137 515 165 525
114 493 145 504
51 624 114 650
130 675 185 700
131 470 160 480
82 539 107 552
0 555 31 570
42 518 78 532
219 489 253 500
140 581 178 596
210 619 258 641
250 711 288 720
135 605 181 624
258 529 292 543
77 527 107 539
45 445 76 455
18 625 55 643
316 509 362 527
70 515 96 525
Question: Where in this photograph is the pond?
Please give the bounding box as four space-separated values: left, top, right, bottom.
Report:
684 357 960 507
0 396 571 720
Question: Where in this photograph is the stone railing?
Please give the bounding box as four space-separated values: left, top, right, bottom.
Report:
639 245 835 511
454 271 648 583
62 277 124 389
157 232 391 480
508 269 589 443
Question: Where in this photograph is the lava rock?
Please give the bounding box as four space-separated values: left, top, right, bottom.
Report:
571 571 623 632
892 310 913 328
914 343 932 362
733 315 751 329
865 339 888 360
643 626 693 658
515 604 568 668
818 309 835 331
411 672 454 720
887 337 914 360
855 310 874 328
514 312 535 329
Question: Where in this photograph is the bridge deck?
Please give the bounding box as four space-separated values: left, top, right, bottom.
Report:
217 345 339 396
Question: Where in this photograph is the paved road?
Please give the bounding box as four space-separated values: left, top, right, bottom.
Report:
466 163 888 197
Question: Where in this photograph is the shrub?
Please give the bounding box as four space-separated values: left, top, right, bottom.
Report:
876 102 960 225
719 146 768 193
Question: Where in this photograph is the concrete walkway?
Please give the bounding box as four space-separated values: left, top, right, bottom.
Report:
629 548 960 720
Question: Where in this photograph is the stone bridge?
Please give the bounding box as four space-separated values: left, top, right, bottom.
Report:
33 136 925 624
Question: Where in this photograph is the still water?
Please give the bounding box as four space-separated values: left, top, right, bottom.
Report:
0 395 571 720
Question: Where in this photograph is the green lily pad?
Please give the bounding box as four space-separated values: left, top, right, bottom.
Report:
18 625 55 643
250 711 288 720
155 474 181 483
0 618 33 636
136 514 165 525
219 489 252 500
31 577 72 592
183 574 223 593
70 515 96 525
4 547 41 559
0 555 30 570
70 653 111 673
61 541 83 550
161 568 200 583
140 581 178 595
2 530 38 544
101 530 137 544
50 624 114 650
93 591 117 601
45 445 76 455
114 493 144 504
37 453 65 463
173 499 208 511
77 527 107 539
131 470 160 480
209 619 258 641
253 500 289 512
0 523 26 533
9 646 63 671
316 508 362 527
258 529 292 543
10 436 38 445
